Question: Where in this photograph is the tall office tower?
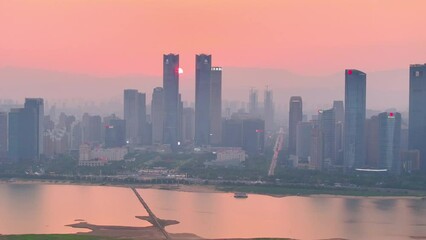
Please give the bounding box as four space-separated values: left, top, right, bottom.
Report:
344 69 366 169
310 123 324 170
319 108 335 166
0 112 7 159
248 88 258 116
365 116 380 168
296 121 312 162
70 121 82 151
177 93 184 145
8 107 38 161
242 118 265 155
400 128 409 151
333 100 345 165
90 115 102 144
335 121 344 165
105 119 126 148
222 118 243 147
182 107 195 144
409 64 426 172
333 101 345 123
24 98 44 157
123 89 146 146
264 88 274 132
82 113 102 145
163 54 180 150
288 96 303 155
210 67 222 145
195 54 212 146
151 87 164 144
378 112 402 174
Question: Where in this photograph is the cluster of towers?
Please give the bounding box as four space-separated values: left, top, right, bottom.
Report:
286 64 426 174
123 54 226 150
122 54 266 155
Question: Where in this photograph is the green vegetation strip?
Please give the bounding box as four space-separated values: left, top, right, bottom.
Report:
217 185 423 197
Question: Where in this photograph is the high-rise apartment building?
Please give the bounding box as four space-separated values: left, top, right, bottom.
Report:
264 88 274 132
248 89 259 116
124 89 147 146
0 112 7 159
288 96 303 155
151 87 164 144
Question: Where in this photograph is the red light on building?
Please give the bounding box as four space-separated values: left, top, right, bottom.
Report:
256 129 264 133
389 112 394 117
348 70 353 75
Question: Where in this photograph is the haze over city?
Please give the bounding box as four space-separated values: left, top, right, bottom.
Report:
1 0 426 110
2 1 426 240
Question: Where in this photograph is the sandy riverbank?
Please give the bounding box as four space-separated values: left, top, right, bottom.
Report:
68 221 202 240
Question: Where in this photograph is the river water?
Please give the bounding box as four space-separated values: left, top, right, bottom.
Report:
0 183 425 240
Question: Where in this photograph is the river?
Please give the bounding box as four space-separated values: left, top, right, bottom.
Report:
0 183 425 239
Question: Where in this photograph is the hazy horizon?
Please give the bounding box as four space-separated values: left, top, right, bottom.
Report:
1 0 423 114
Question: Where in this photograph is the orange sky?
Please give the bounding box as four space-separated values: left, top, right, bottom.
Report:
1 0 426 77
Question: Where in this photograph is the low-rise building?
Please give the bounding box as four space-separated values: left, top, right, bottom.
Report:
78 144 128 166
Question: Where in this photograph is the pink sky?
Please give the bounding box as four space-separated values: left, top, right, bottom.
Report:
1 0 426 77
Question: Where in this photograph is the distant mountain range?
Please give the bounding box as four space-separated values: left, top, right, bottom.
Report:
0 66 409 111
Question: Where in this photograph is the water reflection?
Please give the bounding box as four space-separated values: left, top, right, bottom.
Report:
0 183 426 240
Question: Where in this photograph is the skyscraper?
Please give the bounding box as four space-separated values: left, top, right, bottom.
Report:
333 100 345 165
195 54 212 146
310 123 324 170
177 93 184 145
365 116 380 168
182 107 195 144
409 64 426 172
8 107 38 161
378 112 401 174
222 118 243 148
82 113 102 145
210 67 222 145
248 88 258 116
124 89 146 146
333 101 344 123
288 96 303 155
0 112 8 159
319 108 335 166
344 69 366 169
264 88 274 132
242 118 265 155
105 119 126 148
163 54 180 150
70 121 82 151
296 121 312 162
24 98 44 157
151 87 164 144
